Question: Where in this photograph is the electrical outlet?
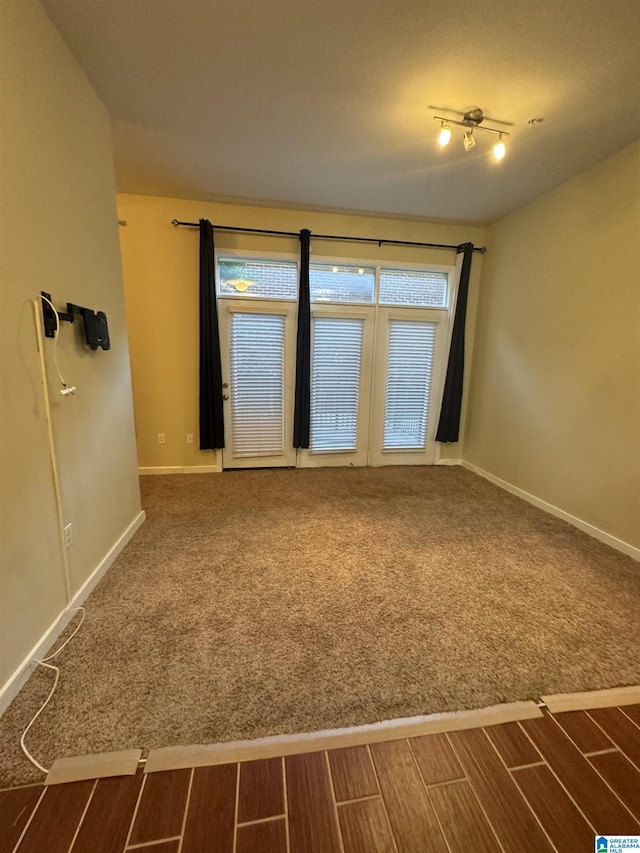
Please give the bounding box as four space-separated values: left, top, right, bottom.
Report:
186 433 194 444
158 433 166 444
64 523 73 548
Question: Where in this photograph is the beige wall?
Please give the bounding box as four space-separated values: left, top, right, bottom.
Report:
465 142 640 549
117 193 484 469
0 0 141 689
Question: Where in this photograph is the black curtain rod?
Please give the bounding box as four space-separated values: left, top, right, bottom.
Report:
170 219 486 253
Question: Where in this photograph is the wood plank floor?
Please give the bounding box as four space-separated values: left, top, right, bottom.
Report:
2 704 639 853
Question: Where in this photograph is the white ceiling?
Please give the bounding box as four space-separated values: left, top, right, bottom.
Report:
42 0 640 224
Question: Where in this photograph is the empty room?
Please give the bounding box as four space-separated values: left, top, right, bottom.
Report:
1 0 639 851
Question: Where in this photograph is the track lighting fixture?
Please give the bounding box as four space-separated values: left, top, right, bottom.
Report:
433 107 510 161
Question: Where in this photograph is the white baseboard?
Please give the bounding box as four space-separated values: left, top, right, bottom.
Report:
461 460 640 562
0 510 146 716
433 444 461 467
138 465 221 475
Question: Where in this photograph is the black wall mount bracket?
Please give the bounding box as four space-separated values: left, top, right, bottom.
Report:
41 292 111 351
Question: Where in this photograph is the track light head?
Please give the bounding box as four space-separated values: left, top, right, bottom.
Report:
463 130 476 151
438 122 452 147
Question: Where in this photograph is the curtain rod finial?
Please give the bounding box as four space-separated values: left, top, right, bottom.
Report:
171 219 179 227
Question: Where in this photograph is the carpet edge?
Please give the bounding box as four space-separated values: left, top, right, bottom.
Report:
460 460 640 562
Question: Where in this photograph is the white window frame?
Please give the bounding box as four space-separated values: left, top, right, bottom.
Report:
215 248 456 311
219 298 298 469
298 304 375 468
368 308 449 466
216 249 300 302
309 257 377 306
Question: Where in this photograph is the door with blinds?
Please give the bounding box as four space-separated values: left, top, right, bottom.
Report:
369 309 447 466
219 301 297 469
298 307 374 468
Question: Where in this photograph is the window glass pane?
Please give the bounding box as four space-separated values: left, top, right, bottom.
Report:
230 313 285 456
310 317 363 452
379 269 448 307
310 263 375 303
219 258 297 299
383 320 436 450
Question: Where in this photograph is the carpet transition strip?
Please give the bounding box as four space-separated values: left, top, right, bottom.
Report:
33 688 640 782
45 749 142 786
143 700 542 773
542 684 640 713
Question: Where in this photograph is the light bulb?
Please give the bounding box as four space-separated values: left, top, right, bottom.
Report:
463 130 476 151
493 136 506 160
438 123 452 147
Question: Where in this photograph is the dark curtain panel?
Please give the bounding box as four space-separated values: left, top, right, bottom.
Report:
436 242 474 443
293 229 312 448
198 219 225 449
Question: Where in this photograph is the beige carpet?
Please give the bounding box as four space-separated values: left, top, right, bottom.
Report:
1 466 639 786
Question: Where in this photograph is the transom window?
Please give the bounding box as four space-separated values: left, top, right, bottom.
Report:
218 258 297 300
310 264 375 303
218 256 449 307
379 269 448 307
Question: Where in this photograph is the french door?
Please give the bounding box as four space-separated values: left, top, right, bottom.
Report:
369 309 447 466
297 307 375 467
216 255 455 470
219 300 297 469
298 307 446 468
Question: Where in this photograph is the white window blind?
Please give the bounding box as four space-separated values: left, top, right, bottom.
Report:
383 320 436 450
230 313 285 456
310 317 363 452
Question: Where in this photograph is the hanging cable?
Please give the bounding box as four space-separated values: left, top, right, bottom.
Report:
39 294 76 395
21 300 84 774
19 608 85 774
